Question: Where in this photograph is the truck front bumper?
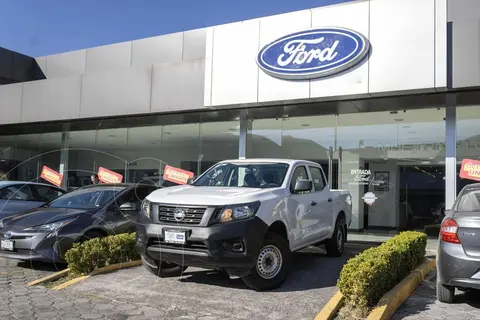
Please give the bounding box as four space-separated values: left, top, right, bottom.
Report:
135 216 269 270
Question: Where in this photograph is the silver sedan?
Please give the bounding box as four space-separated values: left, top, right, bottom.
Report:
437 183 480 302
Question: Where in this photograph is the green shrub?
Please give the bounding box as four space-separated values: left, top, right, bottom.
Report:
65 232 139 277
337 231 427 314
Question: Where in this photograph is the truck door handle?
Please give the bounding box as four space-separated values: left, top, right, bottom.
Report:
311 201 317 206
328 198 333 202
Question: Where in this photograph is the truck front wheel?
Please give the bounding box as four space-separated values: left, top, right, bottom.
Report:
241 232 291 291
325 216 346 257
141 256 188 277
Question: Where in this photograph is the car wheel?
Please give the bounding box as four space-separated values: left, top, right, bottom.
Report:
437 281 455 303
325 216 346 257
241 232 291 291
141 256 188 278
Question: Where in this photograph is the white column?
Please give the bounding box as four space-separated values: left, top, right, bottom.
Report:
59 131 69 189
238 110 248 159
445 96 457 210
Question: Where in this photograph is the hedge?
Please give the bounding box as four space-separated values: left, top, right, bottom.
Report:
65 232 139 277
337 231 427 315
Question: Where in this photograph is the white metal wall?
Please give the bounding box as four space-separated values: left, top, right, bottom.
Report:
204 0 448 108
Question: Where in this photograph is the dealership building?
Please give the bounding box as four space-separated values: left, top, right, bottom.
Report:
0 0 479 233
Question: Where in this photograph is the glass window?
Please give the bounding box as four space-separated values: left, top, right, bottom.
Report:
0 185 34 201
32 185 65 202
290 166 309 193
193 162 289 188
0 133 62 182
66 120 240 190
457 106 480 193
309 167 326 191
455 185 480 212
247 115 336 188
48 186 126 209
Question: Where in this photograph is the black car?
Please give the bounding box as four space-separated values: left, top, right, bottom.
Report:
0 183 158 264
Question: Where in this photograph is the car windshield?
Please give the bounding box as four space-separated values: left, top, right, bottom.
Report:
454 186 480 212
192 162 289 188
47 186 126 209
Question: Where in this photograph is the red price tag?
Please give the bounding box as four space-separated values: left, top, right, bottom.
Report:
97 167 123 184
163 165 194 185
40 166 63 187
460 159 480 182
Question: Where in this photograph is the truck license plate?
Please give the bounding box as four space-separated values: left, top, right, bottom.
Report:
164 231 186 245
1 240 14 251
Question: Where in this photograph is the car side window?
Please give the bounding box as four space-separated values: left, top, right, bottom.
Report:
309 167 326 192
0 185 34 201
290 166 310 193
32 185 65 202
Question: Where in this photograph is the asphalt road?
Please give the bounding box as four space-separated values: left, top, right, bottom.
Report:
393 270 480 320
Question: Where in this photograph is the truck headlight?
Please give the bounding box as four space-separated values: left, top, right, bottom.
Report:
218 201 261 223
141 199 151 218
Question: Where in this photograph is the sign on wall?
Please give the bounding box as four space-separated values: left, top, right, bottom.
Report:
163 165 194 185
40 166 63 187
97 167 123 184
257 27 370 80
460 159 480 182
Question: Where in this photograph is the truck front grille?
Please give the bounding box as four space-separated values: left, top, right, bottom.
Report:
155 204 207 225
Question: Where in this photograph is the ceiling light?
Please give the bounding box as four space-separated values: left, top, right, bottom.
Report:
164 132 171 135
390 111 398 114
108 134 116 138
301 124 310 127
394 118 404 122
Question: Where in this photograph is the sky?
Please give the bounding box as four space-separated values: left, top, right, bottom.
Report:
0 0 351 57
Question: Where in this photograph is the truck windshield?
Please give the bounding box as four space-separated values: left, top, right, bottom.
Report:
193 162 289 188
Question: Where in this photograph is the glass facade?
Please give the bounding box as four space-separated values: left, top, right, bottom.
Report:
0 98 478 236
248 108 447 231
65 121 239 189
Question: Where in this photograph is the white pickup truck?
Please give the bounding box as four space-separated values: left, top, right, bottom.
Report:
135 159 352 291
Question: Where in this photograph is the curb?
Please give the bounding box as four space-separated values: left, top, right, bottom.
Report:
27 268 70 287
52 260 142 290
366 258 436 320
314 290 345 320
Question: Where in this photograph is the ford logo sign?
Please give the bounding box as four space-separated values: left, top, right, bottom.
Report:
256 27 370 80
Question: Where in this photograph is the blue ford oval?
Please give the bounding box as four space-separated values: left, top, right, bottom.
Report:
257 27 370 80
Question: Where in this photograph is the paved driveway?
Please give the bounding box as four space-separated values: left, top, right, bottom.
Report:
64 243 372 320
393 270 480 320
0 243 372 320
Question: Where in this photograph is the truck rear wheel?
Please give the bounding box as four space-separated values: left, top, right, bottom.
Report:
241 232 291 291
141 256 188 278
325 216 346 257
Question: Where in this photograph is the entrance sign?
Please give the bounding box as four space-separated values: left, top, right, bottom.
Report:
257 27 370 80
40 166 63 187
163 165 194 185
97 167 123 184
460 159 480 182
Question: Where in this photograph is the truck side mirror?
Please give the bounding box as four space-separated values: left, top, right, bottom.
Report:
294 180 313 193
187 178 195 185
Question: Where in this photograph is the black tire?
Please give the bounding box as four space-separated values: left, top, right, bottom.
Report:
437 281 455 303
81 230 105 242
325 216 346 257
241 232 291 291
141 256 188 278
